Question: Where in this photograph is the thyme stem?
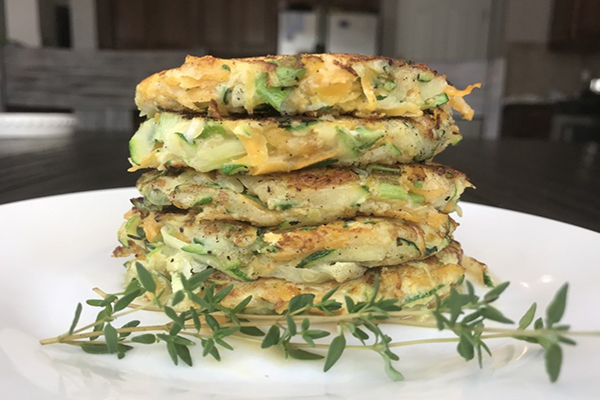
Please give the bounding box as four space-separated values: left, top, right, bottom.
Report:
40 272 595 383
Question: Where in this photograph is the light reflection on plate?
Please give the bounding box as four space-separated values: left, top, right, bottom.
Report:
1 188 599 400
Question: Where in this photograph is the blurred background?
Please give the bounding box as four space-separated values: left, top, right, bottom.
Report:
0 0 599 231
0 0 598 140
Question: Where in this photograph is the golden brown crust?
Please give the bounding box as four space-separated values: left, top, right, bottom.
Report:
174 53 430 72
270 221 380 259
282 168 358 190
134 53 476 119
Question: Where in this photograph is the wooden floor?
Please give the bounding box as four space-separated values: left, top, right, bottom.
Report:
1 135 599 232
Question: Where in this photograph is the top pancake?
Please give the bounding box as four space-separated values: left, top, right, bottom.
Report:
135 53 479 120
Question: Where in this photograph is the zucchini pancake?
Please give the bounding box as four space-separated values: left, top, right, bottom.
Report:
128 109 461 175
115 53 481 314
130 241 466 315
135 53 479 119
115 209 456 283
135 163 471 227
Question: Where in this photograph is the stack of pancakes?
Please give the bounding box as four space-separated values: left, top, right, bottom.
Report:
114 54 480 314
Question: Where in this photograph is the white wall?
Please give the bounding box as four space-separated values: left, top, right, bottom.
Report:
4 0 98 49
504 0 552 43
390 0 506 139
5 0 41 47
394 0 491 63
379 0 398 56
278 11 318 55
326 12 378 55
69 0 97 49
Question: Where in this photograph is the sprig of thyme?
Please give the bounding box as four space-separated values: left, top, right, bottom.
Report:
40 265 599 382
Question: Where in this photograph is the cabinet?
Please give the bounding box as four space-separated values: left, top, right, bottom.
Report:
549 0 600 53
97 0 278 57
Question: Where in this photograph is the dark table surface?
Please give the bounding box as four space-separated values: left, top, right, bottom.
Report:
1 134 599 233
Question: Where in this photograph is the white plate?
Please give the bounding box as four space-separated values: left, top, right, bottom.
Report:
1 188 599 400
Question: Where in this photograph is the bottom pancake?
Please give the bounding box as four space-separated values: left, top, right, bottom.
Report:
126 241 466 315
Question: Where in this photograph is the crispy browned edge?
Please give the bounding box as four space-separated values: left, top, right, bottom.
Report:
137 53 441 92
141 162 469 192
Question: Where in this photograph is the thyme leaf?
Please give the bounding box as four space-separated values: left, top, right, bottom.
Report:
41 265 597 383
